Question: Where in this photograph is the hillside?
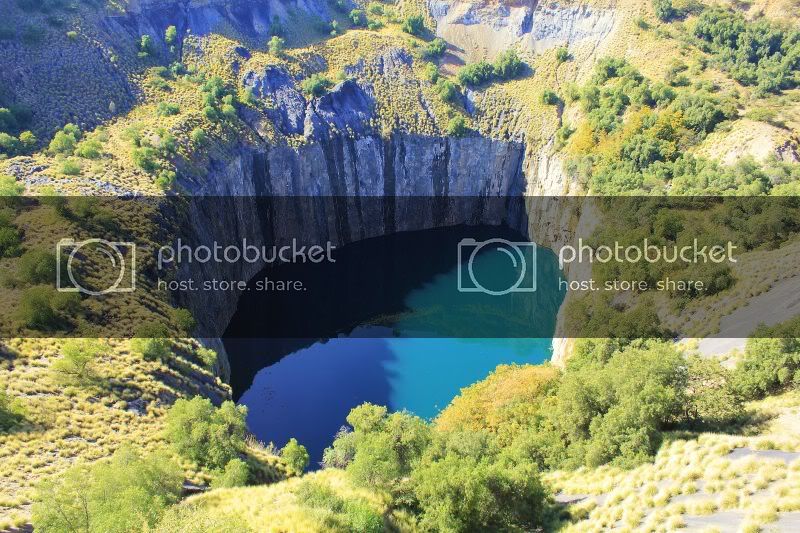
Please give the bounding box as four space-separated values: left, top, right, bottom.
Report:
1 0 800 531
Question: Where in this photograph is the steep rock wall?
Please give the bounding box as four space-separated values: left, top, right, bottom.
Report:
428 0 618 60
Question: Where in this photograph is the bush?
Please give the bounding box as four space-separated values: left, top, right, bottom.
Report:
423 38 447 59
0 174 24 197
165 25 177 45
211 458 250 489
556 46 570 63
446 115 468 137
131 337 170 361
16 285 80 330
684 355 743 428
422 62 439 83
457 61 494 87
295 480 384 533
48 125 80 155
435 79 459 103
0 224 22 257
59 158 81 175
349 9 366 26
51 339 103 385
139 34 156 57
301 74 333 97
281 437 310 475
653 0 676 21
402 14 424 36
734 318 800 399
156 102 180 116
74 138 102 159
164 396 248 470
17 248 59 284
541 90 560 105
190 128 207 144
0 390 24 432
31 446 182 533
412 436 550 532
132 146 158 173
493 49 523 79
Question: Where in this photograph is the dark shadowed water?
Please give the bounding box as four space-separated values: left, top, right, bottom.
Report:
224 225 565 466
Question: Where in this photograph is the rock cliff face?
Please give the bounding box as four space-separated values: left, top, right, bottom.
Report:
428 0 618 60
169 59 590 364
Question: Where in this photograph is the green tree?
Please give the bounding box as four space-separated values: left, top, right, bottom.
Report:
301 74 333 97
51 339 103 385
349 9 366 26
0 389 24 432
684 355 742 428
402 14 425 36
31 446 182 533
652 0 675 21
423 38 447 59
281 437 310 475
0 174 24 196
139 34 156 57
17 248 58 284
446 115 468 137
493 49 523 79
268 35 285 55
457 61 494 87
435 79 459 103
211 458 250 489
165 25 177 45
16 286 80 330
164 396 248 470
541 89 560 105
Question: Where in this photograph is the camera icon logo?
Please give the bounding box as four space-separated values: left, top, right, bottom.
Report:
457 238 537 296
56 238 136 295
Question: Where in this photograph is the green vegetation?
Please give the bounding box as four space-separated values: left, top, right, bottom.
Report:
16 285 80 330
734 317 800 399
164 396 248 470
541 89 560 106
51 338 103 385
446 115 467 137
281 437 310 475
0 106 35 157
0 389 24 431
652 0 676 22
401 14 424 36
435 79 459 103
48 123 81 155
556 46 570 63
423 38 447 60
302 73 333 97
32 446 183 532
458 50 524 87
212 458 251 489
692 7 800 96
139 34 156 58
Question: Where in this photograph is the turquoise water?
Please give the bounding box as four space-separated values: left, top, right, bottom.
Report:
228 225 565 465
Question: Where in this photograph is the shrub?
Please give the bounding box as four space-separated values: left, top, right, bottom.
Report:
457 61 494 87
190 128 207 144
301 74 333 97
139 34 155 57
51 339 103 385
18 130 36 152
74 138 102 159
164 396 248 470
541 89 560 105
48 126 80 155
31 446 182 532
132 146 158 173
165 25 177 45
156 102 180 116
172 307 196 333
59 158 81 175
734 318 800 399
349 9 366 26
367 2 384 16
0 174 24 196
295 480 383 533
493 49 523 79
211 458 250 489
653 0 676 21
684 355 742 428
17 248 59 284
423 37 447 59
281 437 310 475
0 390 24 432
329 19 340 37
422 62 439 83
0 224 22 257
446 115 468 137
402 14 425 36
131 337 170 361
16 285 80 330
556 47 570 63
435 79 459 103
